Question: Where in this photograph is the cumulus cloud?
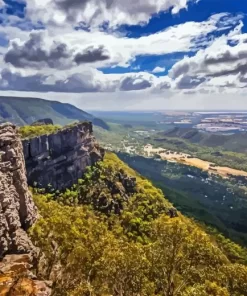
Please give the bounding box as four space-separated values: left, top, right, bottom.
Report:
4 32 73 69
175 75 206 89
168 24 247 89
19 13 229 70
152 66 166 73
0 68 103 92
0 5 245 98
27 0 198 28
120 75 152 91
74 45 110 65
4 32 111 69
151 75 172 92
0 68 156 93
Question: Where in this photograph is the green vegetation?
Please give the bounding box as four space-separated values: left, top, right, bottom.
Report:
0 96 109 129
30 152 247 295
164 127 247 153
93 125 127 148
150 128 247 172
19 124 62 139
34 152 170 242
19 121 94 139
117 153 247 246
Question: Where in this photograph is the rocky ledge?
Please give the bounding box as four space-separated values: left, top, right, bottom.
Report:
22 122 105 191
0 123 37 258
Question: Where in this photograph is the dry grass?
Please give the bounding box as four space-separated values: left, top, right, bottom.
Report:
144 145 247 178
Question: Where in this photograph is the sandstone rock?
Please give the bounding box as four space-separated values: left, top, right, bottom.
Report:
23 122 105 191
0 254 51 296
0 123 38 258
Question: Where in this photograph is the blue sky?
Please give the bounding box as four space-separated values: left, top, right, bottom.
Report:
120 0 247 37
0 0 247 110
101 0 247 75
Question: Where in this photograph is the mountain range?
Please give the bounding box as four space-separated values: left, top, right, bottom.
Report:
0 96 109 130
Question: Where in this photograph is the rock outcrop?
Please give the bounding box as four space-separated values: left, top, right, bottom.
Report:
22 122 105 191
0 123 37 258
0 254 52 296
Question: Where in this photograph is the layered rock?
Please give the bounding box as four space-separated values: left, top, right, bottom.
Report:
22 122 104 191
0 123 37 258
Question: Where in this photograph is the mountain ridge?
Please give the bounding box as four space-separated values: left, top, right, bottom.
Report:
162 127 247 152
0 96 109 130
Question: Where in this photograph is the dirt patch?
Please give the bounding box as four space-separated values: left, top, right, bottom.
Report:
144 144 247 178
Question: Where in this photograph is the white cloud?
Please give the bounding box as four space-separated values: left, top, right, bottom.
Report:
4 32 111 70
0 67 164 93
170 38 247 80
0 0 245 109
168 22 247 90
26 0 198 28
152 66 166 73
2 13 231 72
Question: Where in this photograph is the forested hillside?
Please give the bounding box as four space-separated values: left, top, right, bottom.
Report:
0 96 109 129
152 130 247 172
117 152 247 246
29 152 247 296
163 127 247 153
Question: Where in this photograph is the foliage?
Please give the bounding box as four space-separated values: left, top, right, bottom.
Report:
19 124 62 139
30 153 247 295
117 152 247 246
183 281 230 296
36 152 170 242
30 193 247 296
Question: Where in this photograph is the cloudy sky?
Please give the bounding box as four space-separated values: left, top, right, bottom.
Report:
0 0 247 110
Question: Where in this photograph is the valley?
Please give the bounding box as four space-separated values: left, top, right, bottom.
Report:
117 152 247 245
92 112 247 246
1 103 247 295
2 0 247 294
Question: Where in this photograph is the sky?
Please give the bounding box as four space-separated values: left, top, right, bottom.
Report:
0 0 247 110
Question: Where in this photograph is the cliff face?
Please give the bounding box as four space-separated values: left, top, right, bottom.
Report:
0 123 37 258
22 122 104 191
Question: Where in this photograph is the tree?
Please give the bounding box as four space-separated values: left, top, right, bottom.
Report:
102 241 153 296
183 281 229 296
218 264 247 296
146 215 227 296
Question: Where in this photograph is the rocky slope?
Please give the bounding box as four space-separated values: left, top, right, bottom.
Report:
0 123 37 258
22 122 105 191
0 123 50 295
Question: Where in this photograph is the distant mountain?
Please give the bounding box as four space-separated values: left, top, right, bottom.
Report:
0 96 109 130
163 127 247 153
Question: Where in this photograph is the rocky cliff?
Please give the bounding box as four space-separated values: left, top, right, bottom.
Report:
0 123 37 258
22 122 104 191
